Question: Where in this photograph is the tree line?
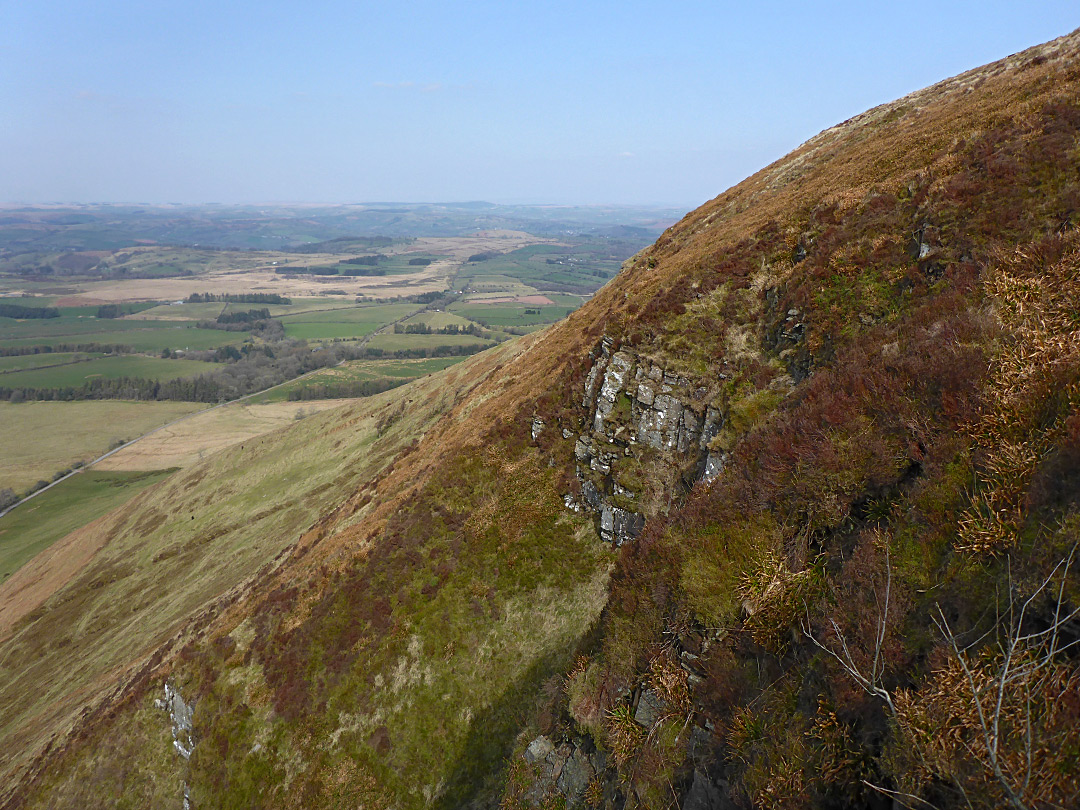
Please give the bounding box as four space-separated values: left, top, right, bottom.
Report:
0 339 493 403
185 292 291 304
392 322 484 336
0 303 59 319
0 342 133 356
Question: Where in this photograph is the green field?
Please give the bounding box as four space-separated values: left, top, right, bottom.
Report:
129 302 227 320
281 322 381 340
278 302 418 325
456 243 619 295
0 352 93 373
251 298 362 317
286 252 442 277
365 332 495 352
132 297 365 320
0 355 212 389
0 324 243 352
57 303 161 318
279 302 419 340
399 311 475 329
0 469 176 582
0 400 204 492
0 315 159 340
450 299 580 327
457 274 537 296
0 297 58 308
249 356 469 402
375 253 443 273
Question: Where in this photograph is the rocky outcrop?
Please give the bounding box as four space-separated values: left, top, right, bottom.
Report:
520 734 607 807
157 681 195 760
557 338 727 544
156 681 195 809
513 621 729 809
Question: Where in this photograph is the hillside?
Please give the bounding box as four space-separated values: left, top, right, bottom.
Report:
4 28 1080 810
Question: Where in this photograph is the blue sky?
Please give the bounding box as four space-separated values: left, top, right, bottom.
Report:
2 1 1077 207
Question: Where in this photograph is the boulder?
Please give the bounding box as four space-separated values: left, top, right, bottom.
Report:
555 747 595 801
524 735 554 764
634 688 665 728
636 381 656 407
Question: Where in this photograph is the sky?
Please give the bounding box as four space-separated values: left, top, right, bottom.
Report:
2 1 1077 208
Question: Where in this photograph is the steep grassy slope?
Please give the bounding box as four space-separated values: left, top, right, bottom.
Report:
6 28 1080 810
0 339 537 805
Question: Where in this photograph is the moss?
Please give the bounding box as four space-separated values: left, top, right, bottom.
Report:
714 387 786 451
613 459 646 495
679 514 781 627
610 392 633 424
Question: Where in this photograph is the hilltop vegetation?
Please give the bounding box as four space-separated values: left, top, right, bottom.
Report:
4 29 1080 810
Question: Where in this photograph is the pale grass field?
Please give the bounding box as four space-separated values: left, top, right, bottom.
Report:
0 401 203 493
46 234 554 305
96 399 355 471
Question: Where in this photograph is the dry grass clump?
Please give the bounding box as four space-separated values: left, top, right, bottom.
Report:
895 651 1080 808
958 233 1080 553
737 550 825 653
604 705 644 769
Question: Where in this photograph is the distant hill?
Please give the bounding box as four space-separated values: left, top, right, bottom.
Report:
0 202 684 252
4 28 1080 810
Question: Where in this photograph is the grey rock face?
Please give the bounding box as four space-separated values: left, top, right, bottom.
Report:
687 725 714 763
593 352 633 432
678 409 702 454
599 503 645 546
599 352 633 402
583 358 607 407
162 682 195 759
581 479 604 511
520 736 602 807
683 771 730 810
700 407 722 449
573 342 731 545
531 417 545 441
638 393 684 450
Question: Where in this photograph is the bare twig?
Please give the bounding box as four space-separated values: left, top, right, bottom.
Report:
928 545 1080 810
860 779 939 809
804 541 896 716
